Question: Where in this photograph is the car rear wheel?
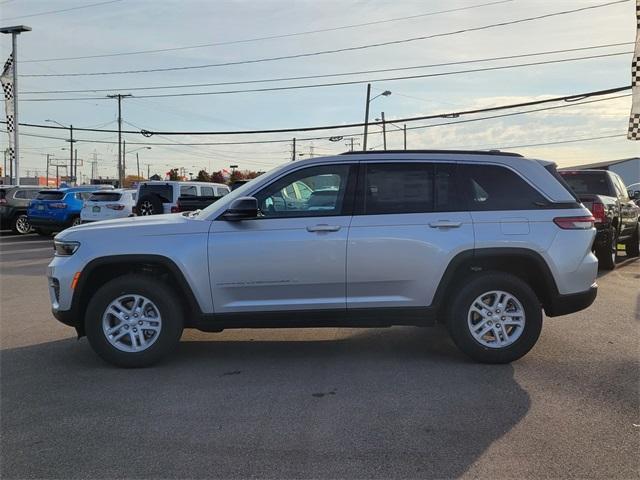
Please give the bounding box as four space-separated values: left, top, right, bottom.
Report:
11 214 32 234
85 274 184 368
624 224 639 257
136 194 163 216
447 272 542 364
596 229 616 270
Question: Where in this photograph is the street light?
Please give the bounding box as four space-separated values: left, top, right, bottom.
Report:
363 84 391 151
46 119 75 184
1 25 31 185
123 146 151 181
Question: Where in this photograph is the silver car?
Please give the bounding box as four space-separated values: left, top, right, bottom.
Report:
48 150 599 367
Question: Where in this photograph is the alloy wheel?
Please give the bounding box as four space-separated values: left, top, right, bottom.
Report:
15 215 31 234
102 294 163 353
467 290 526 348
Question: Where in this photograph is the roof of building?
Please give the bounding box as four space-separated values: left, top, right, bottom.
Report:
567 157 639 169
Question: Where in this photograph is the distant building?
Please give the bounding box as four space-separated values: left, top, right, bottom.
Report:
563 157 639 186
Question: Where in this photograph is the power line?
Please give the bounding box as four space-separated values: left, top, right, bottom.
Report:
20 0 629 77
491 133 625 149
21 42 633 95
21 0 514 63
19 52 633 102
3 86 630 142
2 0 123 21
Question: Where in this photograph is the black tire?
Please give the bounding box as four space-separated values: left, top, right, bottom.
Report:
596 229 616 270
624 224 639 257
69 216 82 228
85 274 184 368
34 228 53 237
11 214 32 235
136 194 163 216
446 272 543 364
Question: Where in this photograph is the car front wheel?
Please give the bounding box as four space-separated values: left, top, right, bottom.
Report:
447 272 542 364
85 274 184 367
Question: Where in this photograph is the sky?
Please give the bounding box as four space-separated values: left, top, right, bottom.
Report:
0 0 638 181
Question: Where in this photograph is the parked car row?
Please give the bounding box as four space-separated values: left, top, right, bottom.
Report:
0 180 233 236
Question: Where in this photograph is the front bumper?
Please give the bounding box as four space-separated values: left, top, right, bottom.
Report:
544 283 598 317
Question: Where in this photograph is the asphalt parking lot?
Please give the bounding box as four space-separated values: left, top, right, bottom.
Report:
1 230 638 479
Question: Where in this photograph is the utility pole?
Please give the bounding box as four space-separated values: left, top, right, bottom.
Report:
381 111 387 150
309 144 314 158
146 163 151 179
45 153 51 186
122 139 126 181
363 83 371 151
345 138 360 152
403 124 407 150
55 165 59 187
107 93 132 187
136 152 141 178
3 149 7 183
68 125 75 184
291 137 296 161
74 148 78 184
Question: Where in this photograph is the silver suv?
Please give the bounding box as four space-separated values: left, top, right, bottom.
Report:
48 151 598 367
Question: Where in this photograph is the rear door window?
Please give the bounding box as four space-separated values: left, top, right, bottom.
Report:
459 164 546 210
201 186 214 196
216 187 229 197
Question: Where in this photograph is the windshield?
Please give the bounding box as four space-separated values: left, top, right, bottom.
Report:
197 165 283 217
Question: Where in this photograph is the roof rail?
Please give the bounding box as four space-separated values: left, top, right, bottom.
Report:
340 149 523 157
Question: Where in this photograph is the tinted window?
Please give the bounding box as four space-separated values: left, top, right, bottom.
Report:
612 174 629 200
37 191 65 200
559 172 611 196
180 185 197 197
255 164 351 218
138 184 172 203
216 187 229 197
14 190 30 199
460 164 546 210
201 186 214 197
89 192 122 202
361 163 458 215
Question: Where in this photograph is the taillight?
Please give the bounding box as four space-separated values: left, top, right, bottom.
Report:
170 206 179 213
49 202 67 209
105 204 125 210
0 198 6 205
553 216 595 230
590 202 606 223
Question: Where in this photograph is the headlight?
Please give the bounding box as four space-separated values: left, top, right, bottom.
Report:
54 240 80 256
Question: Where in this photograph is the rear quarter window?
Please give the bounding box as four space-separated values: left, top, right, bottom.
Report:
459 164 546 211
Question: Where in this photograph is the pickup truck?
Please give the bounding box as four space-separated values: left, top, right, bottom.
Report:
175 195 226 212
560 169 640 270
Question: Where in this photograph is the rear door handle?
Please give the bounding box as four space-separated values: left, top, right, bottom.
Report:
307 224 341 232
429 221 462 229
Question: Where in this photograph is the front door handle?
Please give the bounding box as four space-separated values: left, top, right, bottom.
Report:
307 224 341 232
429 221 462 229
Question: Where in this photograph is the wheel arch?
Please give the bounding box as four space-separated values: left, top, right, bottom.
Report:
432 248 559 319
72 254 203 336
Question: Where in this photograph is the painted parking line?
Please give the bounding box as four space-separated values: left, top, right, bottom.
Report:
0 247 54 255
0 239 53 246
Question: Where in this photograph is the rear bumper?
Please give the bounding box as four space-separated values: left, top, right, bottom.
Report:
29 216 72 229
545 283 598 317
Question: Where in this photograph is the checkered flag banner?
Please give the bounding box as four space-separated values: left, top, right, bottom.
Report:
0 53 15 161
628 0 640 140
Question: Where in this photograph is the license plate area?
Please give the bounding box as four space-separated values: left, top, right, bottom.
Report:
37 205 45 210
92 206 100 213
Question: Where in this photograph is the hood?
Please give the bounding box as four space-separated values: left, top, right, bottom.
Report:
56 213 210 241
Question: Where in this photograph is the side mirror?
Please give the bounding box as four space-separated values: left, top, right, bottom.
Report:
222 196 258 221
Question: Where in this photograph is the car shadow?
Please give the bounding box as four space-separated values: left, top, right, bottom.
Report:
1 326 531 479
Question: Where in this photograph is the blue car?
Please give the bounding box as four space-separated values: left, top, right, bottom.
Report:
28 185 114 236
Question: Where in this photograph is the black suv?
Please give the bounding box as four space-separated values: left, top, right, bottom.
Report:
0 185 42 234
